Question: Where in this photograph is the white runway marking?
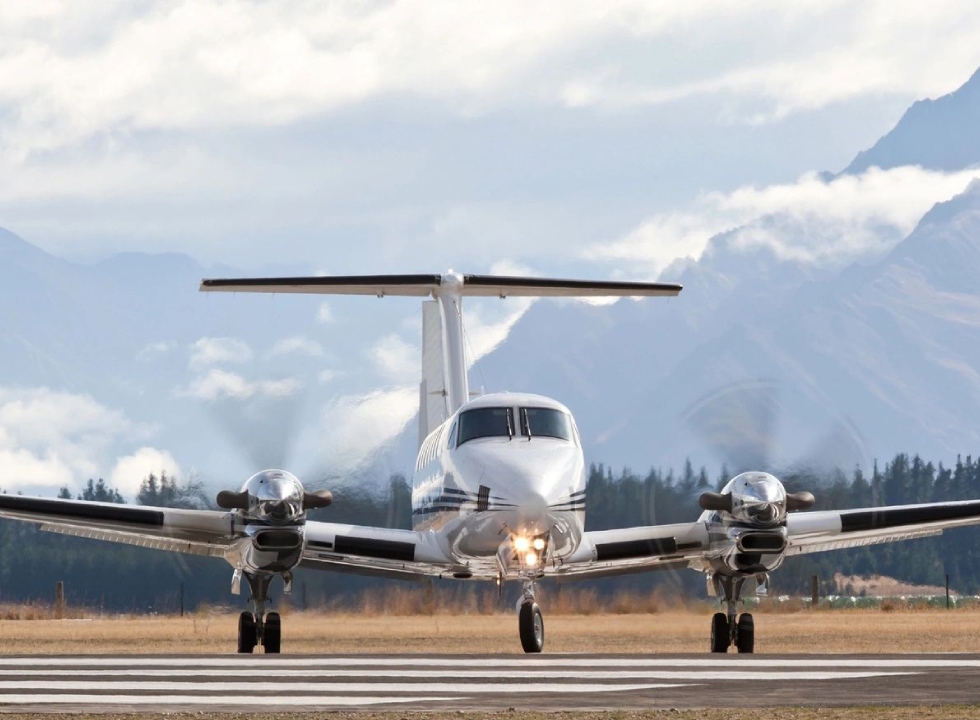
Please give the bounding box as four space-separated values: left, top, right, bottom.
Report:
0 681 677 694
0 694 451 707
1 655 978 668
1 654 973 711
0 668 913 681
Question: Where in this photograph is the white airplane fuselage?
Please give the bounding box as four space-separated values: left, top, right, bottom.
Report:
411 392 587 576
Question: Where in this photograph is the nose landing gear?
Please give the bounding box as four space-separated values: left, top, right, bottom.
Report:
517 580 544 653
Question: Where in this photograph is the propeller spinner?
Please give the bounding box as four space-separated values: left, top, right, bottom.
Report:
216 470 333 523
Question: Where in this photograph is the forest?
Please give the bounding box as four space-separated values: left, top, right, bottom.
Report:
2 452 980 612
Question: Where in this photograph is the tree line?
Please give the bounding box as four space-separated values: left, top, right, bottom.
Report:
2 454 980 611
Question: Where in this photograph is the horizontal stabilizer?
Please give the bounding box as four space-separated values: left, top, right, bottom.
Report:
200 273 682 298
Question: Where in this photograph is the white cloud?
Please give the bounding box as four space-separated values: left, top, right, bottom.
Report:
316 387 418 475
0 448 74 489
371 334 419 384
269 336 325 358
188 337 252 370
110 446 182 498
137 341 173 360
3 0 979 161
587 165 980 275
318 369 342 385
316 302 333 324
180 369 301 401
0 387 154 492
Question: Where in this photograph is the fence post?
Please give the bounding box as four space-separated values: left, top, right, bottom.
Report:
810 575 819 608
55 581 64 619
946 574 951 610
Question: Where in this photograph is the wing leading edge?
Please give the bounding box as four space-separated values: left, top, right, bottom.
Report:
0 495 237 559
785 499 980 555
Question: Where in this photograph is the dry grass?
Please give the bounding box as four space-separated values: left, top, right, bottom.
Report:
2 604 980 654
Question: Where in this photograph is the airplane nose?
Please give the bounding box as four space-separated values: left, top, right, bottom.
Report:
517 491 549 533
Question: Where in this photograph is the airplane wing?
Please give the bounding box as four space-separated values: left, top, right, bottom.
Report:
784 499 980 555
0 495 237 559
542 498 980 580
547 521 711 580
299 520 463 581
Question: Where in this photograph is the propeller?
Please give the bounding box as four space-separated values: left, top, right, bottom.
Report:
206 389 337 514
684 379 866 515
209 392 306 473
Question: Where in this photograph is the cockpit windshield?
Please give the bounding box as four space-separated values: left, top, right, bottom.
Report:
456 405 576 446
457 407 514 445
521 407 574 441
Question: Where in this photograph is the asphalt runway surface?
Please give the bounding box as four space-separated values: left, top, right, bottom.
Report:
1 654 979 712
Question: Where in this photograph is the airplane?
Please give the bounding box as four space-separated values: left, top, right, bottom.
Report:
3 269 980 655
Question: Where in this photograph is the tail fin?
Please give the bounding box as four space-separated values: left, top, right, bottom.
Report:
419 300 449 448
201 272 682 442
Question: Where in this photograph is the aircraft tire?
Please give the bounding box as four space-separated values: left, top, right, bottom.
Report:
263 612 282 654
238 611 257 654
710 612 729 653
736 613 754 654
519 602 544 653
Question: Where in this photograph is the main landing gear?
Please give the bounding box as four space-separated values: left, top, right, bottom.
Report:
237 572 283 654
710 576 754 654
517 580 544 653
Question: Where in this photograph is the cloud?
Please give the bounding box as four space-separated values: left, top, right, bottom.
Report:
0 387 153 492
318 369 342 385
371 334 419 384
316 302 334 324
180 369 301 401
137 341 174 360
587 165 980 275
110 446 182 498
3 0 979 160
269 336 325 358
188 337 252 370
315 387 418 475
0 448 74 489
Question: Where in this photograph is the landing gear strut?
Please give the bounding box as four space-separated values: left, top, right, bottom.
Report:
238 572 282 654
710 576 754 654
517 580 544 653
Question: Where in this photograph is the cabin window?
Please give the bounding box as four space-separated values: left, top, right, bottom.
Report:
520 407 574 442
457 407 514 445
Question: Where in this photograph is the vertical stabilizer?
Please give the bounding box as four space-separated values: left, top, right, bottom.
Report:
419 300 449 448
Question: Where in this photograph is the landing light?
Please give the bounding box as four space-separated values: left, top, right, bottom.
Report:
513 536 531 553
525 551 539 568
532 537 545 551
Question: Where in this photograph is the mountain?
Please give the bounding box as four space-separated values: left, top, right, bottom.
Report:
843 67 980 174
5 66 980 498
475 67 980 478
0 233 399 497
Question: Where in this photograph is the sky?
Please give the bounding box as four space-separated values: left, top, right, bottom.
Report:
2 1 980 279
2 1 980 497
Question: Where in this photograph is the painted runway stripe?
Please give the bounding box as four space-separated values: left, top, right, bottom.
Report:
0 681 676 694
0 694 452 707
0 656 977 668
0 668 915 680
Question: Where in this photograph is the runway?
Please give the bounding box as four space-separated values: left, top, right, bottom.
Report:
1 654 978 712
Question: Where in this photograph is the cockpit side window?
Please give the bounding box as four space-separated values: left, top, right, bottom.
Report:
521 407 574 442
457 407 513 445
447 422 458 448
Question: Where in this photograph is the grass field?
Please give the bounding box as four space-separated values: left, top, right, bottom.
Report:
2 604 980 654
